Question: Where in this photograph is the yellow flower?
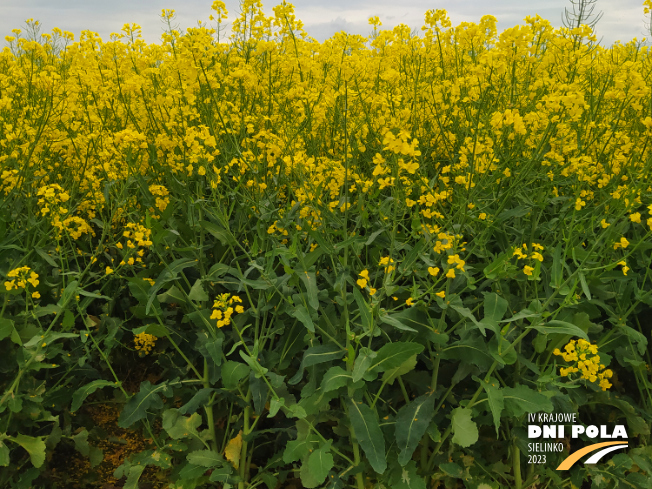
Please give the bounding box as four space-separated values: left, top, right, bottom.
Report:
32 291 40 299
479 213 487 220
369 287 377 296
406 298 414 306
428 267 440 276
106 266 114 275
446 268 455 279
600 219 610 228
617 260 629 276
359 270 369 280
530 252 543 262
356 278 368 288
523 265 534 276
614 237 629 249
630 212 641 223
435 291 445 298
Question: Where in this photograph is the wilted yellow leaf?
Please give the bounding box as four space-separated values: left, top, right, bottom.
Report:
224 430 243 469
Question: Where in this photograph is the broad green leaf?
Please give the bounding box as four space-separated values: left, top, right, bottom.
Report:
0 318 15 341
187 449 225 468
321 366 352 392
483 251 510 280
123 465 146 489
200 220 235 246
118 380 173 428
179 388 215 415
352 287 372 332
188 279 208 302
146 257 196 314
396 391 436 466
378 312 418 332
163 409 202 439
480 378 504 436
529 320 589 341
393 460 426 489
157 285 186 304
398 240 426 275
348 400 386 474
450 408 478 448
499 308 538 323
283 435 319 464
72 429 90 456
289 344 345 385
483 293 508 322
290 304 315 333
352 348 376 382
307 443 334 487
71 380 118 412
89 446 103 467
298 271 319 311
12 434 46 468
221 361 251 390
502 385 553 417
368 342 424 373
381 354 418 385
0 442 10 466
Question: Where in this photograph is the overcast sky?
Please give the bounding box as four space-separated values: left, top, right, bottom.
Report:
2 1 651 49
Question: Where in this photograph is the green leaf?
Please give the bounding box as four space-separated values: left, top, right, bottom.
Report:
502 385 553 417
484 293 508 322
381 354 418 385
320 366 352 392
146 258 196 314
12 434 46 468
0 442 9 466
480 378 504 436
118 380 173 428
352 348 376 383
200 220 236 246
393 460 426 489
579 272 591 300
352 287 372 332
221 361 251 390
71 380 118 412
348 400 386 474
187 449 225 468
188 279 208 302
298 271 319 311
483 251 511 280
398 240 426 275
0 318 15 341
307 443 334 486
529 320 589 341
378 312 418 332
396 391 436 466
72 429 90 456
450 407 478 448
123 465 146 489
283 435 318 464
89 446 104 467
289 344 345 385
368 342 424 373
290 304 315 333
179 388 215 415
550 243 563 289
163 409 202 439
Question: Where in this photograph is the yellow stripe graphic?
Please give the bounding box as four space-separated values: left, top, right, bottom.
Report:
557 441 628 470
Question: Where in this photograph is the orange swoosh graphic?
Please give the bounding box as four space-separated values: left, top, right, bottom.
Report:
557 441 628 470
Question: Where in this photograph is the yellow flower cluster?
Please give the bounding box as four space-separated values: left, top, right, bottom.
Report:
116 223 153 268
356 270 377 295
553 339 613 391
148 184 170 215
433 233 459 254
513 243 544 276
4 266 40 298
210 293 244 328
378 256 395 274
134 332 157 355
